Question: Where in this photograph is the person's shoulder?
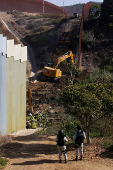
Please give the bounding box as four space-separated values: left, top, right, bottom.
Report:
64 136 68 141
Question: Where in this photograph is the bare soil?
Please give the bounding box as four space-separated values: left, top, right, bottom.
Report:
0 131 112 170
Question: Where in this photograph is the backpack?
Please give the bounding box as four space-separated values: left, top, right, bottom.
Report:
57 134 65 146
75 130 84 148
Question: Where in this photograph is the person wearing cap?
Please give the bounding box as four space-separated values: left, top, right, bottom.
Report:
73 125 86 161
55 130 68 163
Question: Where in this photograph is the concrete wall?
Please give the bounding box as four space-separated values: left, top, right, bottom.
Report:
0 34 7 135
0 0 67 15
0 34 27 135
7 40 27 62
6 57 26 134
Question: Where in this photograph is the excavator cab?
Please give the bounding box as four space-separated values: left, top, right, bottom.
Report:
43 67 62 78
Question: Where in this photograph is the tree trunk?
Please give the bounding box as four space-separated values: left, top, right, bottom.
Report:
86 127 91 144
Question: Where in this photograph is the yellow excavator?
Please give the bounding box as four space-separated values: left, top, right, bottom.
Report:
43 50 74 78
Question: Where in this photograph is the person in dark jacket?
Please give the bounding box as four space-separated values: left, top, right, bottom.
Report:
73 125 86 161
55 130 68 163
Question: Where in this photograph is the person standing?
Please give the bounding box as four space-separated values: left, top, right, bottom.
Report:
73 125 86 161
36 112 41 126
55 130 68 163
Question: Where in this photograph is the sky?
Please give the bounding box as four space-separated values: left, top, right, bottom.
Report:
46 0 103 7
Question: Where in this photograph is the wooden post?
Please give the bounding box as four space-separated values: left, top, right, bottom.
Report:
28 89 33 113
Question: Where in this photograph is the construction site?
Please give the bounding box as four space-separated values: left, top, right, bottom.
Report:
0 5 83 134
0 0 113 169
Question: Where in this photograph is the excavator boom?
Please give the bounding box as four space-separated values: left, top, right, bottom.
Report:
53 51 74 69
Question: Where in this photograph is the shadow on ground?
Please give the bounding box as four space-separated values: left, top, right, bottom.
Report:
0 133 74 159
100 150 113 160
12 159 58 165
12 134 56 142
1 143 57 159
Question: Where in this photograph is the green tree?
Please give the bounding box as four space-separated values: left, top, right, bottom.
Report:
82 30 96 50
63 61 80 84
60 83 113 144
89 4 101 20
101 0 113 28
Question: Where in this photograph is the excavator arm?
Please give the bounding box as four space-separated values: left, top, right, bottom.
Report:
53 50 74 69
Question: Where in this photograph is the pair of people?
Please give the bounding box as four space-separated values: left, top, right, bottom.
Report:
55 125 86 163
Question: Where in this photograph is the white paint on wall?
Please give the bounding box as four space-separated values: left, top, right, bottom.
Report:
21 46 27 62
7 39 27 62
7 39 14 58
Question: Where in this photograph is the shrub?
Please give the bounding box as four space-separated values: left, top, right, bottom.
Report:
82 30 96 50
26 24 35 30
27 15 43 20
108 145 113 151
63 116 81 140
16 18 26 25
103 59 113 73
85 69 113 83
63 61 80 77
104 65 113 73
103 140 113 150
0 158 8 168
88 4 101 20
25 31 51 47
35 108 81 141
90 116 113 138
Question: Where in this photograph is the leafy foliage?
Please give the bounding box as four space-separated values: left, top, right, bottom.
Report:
0 158 8 168
101 0 113 29
90 116 113 138
63 116 80 140
82 30 96 50
36 108 80 141
89 4 101 20
60 82 113 143
63 61 80 77
102 139 113 151
88 70 113 83
25 32 51 47
103 59 113 73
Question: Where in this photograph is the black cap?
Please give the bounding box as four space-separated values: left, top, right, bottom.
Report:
58 130 64 134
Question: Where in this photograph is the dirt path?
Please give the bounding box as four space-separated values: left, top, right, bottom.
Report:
1 129 113 170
